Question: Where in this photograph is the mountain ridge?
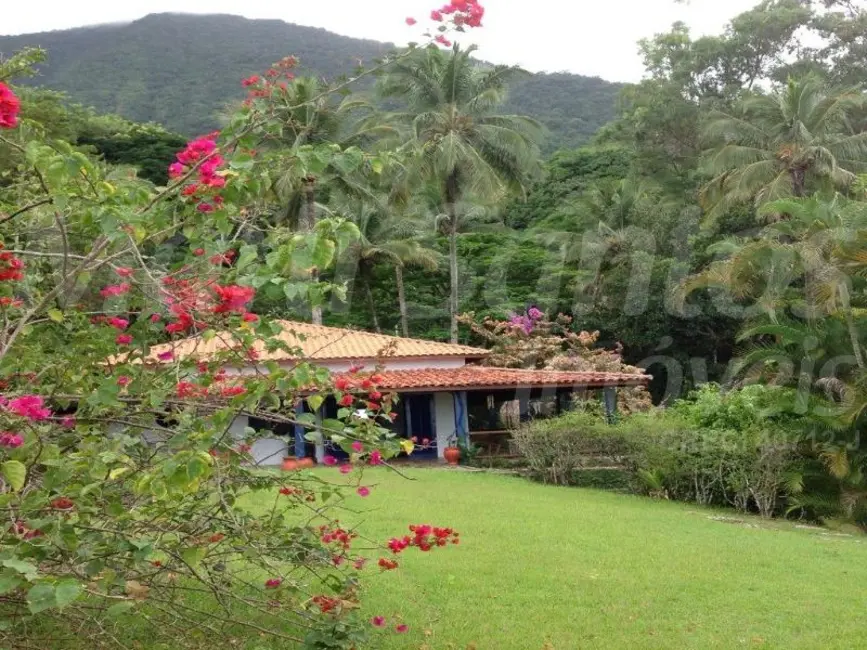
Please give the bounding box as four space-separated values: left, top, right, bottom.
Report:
0 13 624 152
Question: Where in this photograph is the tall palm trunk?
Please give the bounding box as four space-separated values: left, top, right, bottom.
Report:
841 287 864 369
395 264 409 337
302 176 322 325
445 171 460 343
363 271 381 333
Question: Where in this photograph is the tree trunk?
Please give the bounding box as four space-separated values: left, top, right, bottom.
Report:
303 176 322 325
395 265 409 337
843 290 864 369
364 274 380 333
445 171 460 343
790 167 806 198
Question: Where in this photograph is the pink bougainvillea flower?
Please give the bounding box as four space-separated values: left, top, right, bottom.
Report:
430 10 443 20
371 616 386 627
196 202 214 213
264 578 282 589
100 283 131 299
0 432 23 448
116 376 131 387
435 34 452 47
351 441 363 453
405 17 417 25
0 83 21 129
157 350 174 361
149 313 162 323
168 162 185 178
241 75 260 87
7 395 51 421
114 267 133 278
357 486 371 498
353 557 367 570
322 455 337 466
339 464 352 475
115 334 133 345
396 624 408 633
241 312 258 322
212 284 255 313
60 416 76 429
369 449 382 466
107 317 129 330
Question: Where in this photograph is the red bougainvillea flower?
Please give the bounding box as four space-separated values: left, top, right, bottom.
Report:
378 557 399 571
50 497 74 510
157 350 174 361
192 248 205 257
115 334 133 345
175 381 202 398
435 34 452 47
242 312 258 322
339 464 352 475
196 202 214 213
0 83 21 129
369 391 382 401
334 376 351 391
369 449 382 466
360 378 373 390
396 624 408 633
114 267 133 278
430 9 443 20
212 284 255 313
357 486 371 498
322 455 337 466
208 533 225 543
339 394 353 407
7 395 51 421
241 75 260 87
181 184 199 197
371 616 386 627
366 401 380 411
220 386 246 398
422 438 431 446
107 317 129 330
100 283 131 299
149 313 162 323
405 17 417 25
279 486 295 496
264 578 282 589
116 376 131 387
351 441 363 453
0 432 23 448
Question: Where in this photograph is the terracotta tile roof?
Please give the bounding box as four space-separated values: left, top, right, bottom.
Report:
144 320 489 364
345 366 650 392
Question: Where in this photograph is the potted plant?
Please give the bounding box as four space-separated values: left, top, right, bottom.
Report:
443 434 461 465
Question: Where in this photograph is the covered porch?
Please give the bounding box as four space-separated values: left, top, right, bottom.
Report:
240 366 648 465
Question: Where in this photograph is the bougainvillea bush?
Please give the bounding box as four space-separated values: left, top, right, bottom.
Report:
0 5 480 647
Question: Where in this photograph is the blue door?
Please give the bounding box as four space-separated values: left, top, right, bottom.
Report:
404 393 437 458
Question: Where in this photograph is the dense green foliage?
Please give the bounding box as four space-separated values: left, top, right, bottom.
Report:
0 13 621 154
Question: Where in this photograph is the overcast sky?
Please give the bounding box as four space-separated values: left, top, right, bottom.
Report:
3 0 760 82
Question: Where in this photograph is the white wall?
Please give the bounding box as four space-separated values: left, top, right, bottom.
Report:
433 392 456 459
229 414 287 467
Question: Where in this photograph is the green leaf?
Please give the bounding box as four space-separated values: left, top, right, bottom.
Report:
0 571 22 595
2 559 37 577
181 546 206 567
2 461 26 491
27 583 56 614
106 601 135 617
47 308 64 323
54 580 81 609
306 394 324 412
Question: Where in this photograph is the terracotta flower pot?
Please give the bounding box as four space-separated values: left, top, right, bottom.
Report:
281 457 299 471
443 446 460 466
298 457 314 469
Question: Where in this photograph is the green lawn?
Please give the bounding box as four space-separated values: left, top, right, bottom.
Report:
329 467 867 650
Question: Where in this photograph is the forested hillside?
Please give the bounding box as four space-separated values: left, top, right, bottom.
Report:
0 13 622 153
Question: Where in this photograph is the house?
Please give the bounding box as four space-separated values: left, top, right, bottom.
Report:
145 320 650 466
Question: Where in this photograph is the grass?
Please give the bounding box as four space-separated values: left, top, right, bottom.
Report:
41 467 867 649
326 467 867 650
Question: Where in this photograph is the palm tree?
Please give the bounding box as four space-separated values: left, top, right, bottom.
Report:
345 199 440 335
380 45 542 342
701 76 867 221
260 76 393 324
